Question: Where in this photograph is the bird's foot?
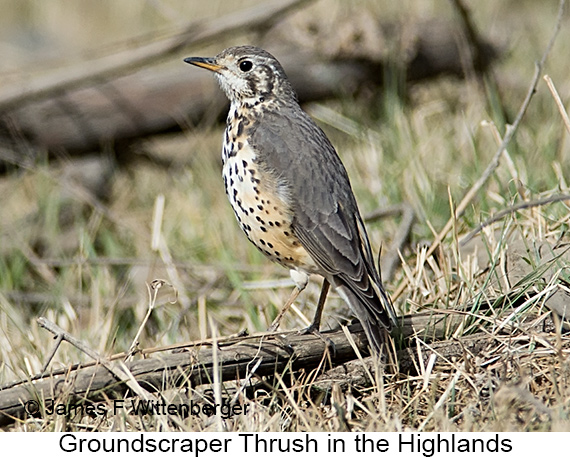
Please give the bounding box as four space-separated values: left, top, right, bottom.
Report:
299 325 336 357
272 334 295 355
298 323 319 336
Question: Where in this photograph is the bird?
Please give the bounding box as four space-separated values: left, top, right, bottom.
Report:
184 45 397 353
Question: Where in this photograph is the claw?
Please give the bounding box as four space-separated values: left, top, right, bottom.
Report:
299 325 336 357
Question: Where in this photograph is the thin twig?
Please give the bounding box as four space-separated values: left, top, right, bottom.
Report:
417 367 463 431
544 74 570 134
151 194 165 252
449 0 494 78
382 204 415 283
460 193 570 246
40 333 64 373
364 203 416 283
364 204 411 222
480 120 524 197
392 0 566 300
38 317 155 401
125 279 176 361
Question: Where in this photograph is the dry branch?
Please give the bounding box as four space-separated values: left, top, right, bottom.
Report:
459 193 570 246
0 12 498 157
0 0 312 112
0 310 470 427
38 318 156 402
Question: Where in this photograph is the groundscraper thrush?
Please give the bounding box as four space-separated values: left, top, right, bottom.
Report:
184 46 397 353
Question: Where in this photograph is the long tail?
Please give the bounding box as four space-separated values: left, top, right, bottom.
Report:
335 281 395 354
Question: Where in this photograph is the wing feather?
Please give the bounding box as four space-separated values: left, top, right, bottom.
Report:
249 106 396 340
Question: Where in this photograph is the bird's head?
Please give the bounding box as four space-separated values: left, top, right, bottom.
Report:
184 46 297 106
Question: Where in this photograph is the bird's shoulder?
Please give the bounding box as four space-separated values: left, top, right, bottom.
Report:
247 104 354 208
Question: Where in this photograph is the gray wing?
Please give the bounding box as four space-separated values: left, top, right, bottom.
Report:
249 106 396 335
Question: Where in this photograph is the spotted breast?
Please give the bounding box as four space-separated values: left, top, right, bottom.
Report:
222 105 319 275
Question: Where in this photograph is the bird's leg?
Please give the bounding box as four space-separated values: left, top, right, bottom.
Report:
300 279 335 356
269 269 309 331
301 278 330 335
268 284 304 332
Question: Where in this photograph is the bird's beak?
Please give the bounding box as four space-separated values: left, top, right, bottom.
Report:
183 56 223 73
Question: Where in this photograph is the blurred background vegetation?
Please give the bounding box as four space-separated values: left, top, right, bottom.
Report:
0 0 568 431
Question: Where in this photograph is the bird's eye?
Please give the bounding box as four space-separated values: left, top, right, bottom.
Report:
239 60 253 72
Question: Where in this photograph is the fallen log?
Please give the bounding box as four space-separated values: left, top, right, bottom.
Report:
0 309 472 427
0 8 497 160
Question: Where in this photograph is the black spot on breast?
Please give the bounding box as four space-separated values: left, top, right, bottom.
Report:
257 205 263 211
283 231 290 236
275 221 281 227
260 226 267 233
248 168 255 175
249 207 254 213
268 221 274 227
237 122 244 136
274 251 280 257
255 216 265 224
242 160 247 168
237 142 243 150
267 242 273 249
259 239 266 245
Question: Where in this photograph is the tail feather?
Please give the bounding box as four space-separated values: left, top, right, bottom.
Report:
335 284 393 354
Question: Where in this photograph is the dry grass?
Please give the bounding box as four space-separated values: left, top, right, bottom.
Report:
1 0 570 432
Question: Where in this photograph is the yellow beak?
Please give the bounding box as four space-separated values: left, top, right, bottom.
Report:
183 56 223 73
